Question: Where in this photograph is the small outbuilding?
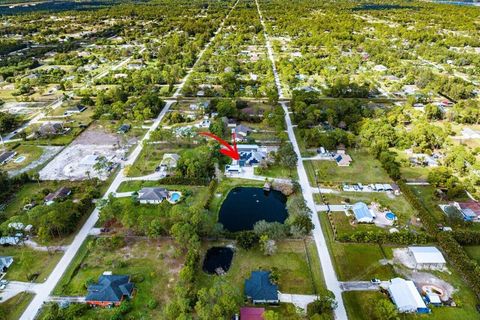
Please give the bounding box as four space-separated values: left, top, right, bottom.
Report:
408 246 446 269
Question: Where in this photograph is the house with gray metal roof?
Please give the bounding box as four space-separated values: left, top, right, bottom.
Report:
137 187 169 204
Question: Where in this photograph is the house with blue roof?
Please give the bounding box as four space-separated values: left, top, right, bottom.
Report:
352 202 375 223
0 256 13 272
244 271 279 304
86 273 134 307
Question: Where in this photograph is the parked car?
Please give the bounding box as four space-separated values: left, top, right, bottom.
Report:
370 278 381 285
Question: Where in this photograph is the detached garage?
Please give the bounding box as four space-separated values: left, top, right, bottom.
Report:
408 246 446 270
388 278 430 314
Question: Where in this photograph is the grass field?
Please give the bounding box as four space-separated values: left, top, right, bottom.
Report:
0 292 34 320
0 247 62 282
26 127 85 146
319 213 396 281
1 181 88 219
304 149 392 185
198 240 317 295
2 144 43 171
53 238 182 319
126 144 183 177
464 245 480 264
254 164 298 180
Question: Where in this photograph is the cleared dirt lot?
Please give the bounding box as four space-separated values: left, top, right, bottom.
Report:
39 126 128 181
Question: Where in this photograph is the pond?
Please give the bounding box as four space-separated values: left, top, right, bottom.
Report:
218 187 288 232
202 247 234 275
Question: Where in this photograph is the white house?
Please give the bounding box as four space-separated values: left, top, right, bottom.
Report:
408 246 446 270
388 278 429 313
462 128 480 139
160 153 180 169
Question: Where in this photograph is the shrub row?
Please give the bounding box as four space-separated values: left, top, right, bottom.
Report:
452 230 480 245
337 230 432 245
158 176 210 186
203 179 218 209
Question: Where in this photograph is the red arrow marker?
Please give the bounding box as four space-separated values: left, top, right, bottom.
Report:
199 131 240 160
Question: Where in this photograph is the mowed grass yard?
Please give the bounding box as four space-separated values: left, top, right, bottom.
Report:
198 240 318 295
0 292 34 320
54 238 183 319
318 191 419 226
304 149 392 185
0 246 62 282
464 245 480 264
126 144 184 177
319 213 395 281
2 144 43 171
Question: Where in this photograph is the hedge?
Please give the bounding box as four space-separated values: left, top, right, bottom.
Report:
158 176 210 186
337 230 432 245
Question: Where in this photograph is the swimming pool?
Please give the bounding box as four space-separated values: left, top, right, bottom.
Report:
385 212 397 221
14 156 26 163
169 192 181 203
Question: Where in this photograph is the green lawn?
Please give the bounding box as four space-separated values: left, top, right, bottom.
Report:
254 164 298 180
400 166 431 181
305 239 329 295
0 292 34 320
464 246 480 264
2 144 43 171
319 191 419 227
126 144 183 177
1 181 89 220
328 211 379 237
198 240 316 295
53 238 183 319
26 127 85 146
304 149 392 185
319 213 396 281
343 291 391 320
0 246 62 282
